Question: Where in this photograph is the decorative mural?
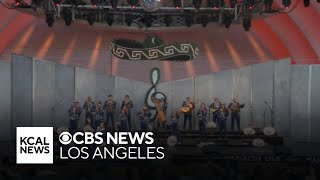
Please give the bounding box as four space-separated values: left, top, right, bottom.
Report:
110 36 199 61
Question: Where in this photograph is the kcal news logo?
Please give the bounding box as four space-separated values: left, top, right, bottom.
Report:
16 127 53 164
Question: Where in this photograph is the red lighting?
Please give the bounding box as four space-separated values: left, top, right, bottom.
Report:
56 3 60 6
285 6 289 9
249 6 253 10
132 5 136 9
176 6 180 9
213 6 219 10
93 4 97 8
15 2 20 5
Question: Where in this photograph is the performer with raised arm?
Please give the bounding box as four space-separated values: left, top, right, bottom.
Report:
103 95 116 128
137 106 152 132
209 97 222 124
121 95 133 130
181 97 195 131
217 104 229 138
197 103 208 142
228 98 245 131
83 96 96 120
93 101 104 130
68 101 82 134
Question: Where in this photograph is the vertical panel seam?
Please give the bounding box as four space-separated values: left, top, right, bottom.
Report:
308 65 312 143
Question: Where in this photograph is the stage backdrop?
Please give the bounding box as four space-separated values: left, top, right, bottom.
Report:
3 55 320 142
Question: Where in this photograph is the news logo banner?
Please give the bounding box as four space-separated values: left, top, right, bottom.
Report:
16 127 53 164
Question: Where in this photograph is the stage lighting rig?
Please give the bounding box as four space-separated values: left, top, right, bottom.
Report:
208 0 223 9
127 0 139 8
53 0 62 6
174 0 181 9
184 12 194 27
45 11 55 27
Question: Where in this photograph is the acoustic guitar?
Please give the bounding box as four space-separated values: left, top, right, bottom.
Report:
181 100 199 113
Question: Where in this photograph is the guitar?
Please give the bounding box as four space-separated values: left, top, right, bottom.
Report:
181 100 199 113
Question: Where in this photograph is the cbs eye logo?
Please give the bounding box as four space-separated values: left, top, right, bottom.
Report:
59 132 72 145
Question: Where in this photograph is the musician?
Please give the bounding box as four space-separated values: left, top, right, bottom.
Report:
137 106 152 132
152 97 167 129
197 103 208 142
209 98 222 124
121 95 133 130
103 95 116 127
182 97 194 131
68 102 82 134
93 101 104 130
217 105 229 138
228 98 245 131
170 110 181 143
119 107 129 131
83 96 96 120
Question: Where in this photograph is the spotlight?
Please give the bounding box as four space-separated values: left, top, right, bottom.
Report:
184 13 193 27
53 0 62 6
243 17 251 31
192 0 201 10
282 0 291 8
223 13 232 28
174 0 181 9
200 14 209 27
62 8 72 26
303 0 310 6
87 12 95 26
125 14 133 26
164 15 172 27
106 13 114 26
45 12 55 27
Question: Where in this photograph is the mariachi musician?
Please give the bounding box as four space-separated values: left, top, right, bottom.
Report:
209 98 222 124
181 97 195 131
197 103 208 142
83 96 96 121
103 95 116 128
217 104 229 138
121 95 133 130
68 102 82 134
93 101 104 130
228 98 245 131
151 96 167 129
137 106 152 132
119 106 129 131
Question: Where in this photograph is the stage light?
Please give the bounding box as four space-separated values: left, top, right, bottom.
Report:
192 0 201 10
106 13 114 26
174 0 181 9
303 0 310 6
282 0 291 8
184 13 193 27
242 17 251 31
223 14 232 28
45 12 55 27
125 14 133 26
14 0 22 6
87 12 95 26
164 15 172 27
200 14 209 27
62 8 73 26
